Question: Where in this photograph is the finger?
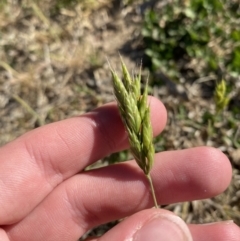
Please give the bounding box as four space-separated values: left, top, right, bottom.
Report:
97 218 240 241
6 147 231 240
0 97 167 225
97 209 192 241
189 222 240 241
0 229 9 241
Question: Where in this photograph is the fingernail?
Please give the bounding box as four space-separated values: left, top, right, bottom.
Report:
200 220 234 226
133 214 193 241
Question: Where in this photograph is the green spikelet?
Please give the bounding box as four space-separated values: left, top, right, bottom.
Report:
120 56 132 93
109 57 158 208
214 79 230 113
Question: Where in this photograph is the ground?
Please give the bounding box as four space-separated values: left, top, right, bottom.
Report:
0 0 239 239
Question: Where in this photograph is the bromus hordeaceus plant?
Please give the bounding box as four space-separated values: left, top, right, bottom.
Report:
214 79 230 114
109 57 159 208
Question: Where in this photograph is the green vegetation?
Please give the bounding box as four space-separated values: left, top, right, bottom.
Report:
142 0 240 78
141 0 240 152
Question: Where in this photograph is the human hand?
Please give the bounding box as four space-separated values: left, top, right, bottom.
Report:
0 98 239 241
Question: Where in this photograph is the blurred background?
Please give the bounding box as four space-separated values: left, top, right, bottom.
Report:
0 0 240 239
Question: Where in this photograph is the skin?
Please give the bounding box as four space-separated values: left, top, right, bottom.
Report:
0 97 239 241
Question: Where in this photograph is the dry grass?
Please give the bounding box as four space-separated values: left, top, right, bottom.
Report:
0 0 113 144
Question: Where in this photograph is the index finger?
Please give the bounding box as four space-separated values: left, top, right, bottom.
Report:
0 97 167 224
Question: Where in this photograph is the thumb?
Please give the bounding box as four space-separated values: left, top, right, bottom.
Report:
98 209 192 241
133 211 192 241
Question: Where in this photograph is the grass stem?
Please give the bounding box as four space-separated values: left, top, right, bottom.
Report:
146 173 159 209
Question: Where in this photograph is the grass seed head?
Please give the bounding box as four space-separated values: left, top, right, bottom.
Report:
110 58 155 175
214 79 230 113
